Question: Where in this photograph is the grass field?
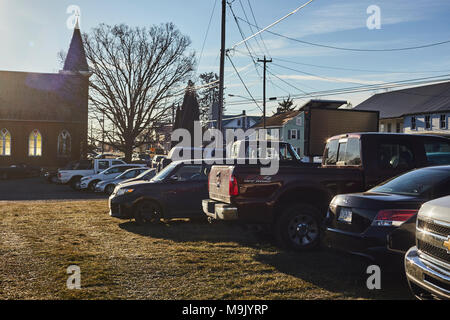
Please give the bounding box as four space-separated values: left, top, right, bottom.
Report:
0 200 412 300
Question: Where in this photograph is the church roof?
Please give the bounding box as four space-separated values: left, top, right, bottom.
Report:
63 21 89 72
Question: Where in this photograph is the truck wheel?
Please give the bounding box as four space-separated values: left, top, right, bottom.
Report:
134 200 162 225
275 203 321 251
88 180 99 192
70 177 81 190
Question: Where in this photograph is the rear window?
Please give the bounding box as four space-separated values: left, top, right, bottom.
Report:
371 167 450 196
324 138 361 166
425 140 450 165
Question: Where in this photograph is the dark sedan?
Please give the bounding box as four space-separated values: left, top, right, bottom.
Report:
323 166 450 263
109 160 211 224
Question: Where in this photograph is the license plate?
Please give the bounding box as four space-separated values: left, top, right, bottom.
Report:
338 207 352 224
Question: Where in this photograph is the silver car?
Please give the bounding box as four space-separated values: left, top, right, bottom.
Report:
95 167 149 194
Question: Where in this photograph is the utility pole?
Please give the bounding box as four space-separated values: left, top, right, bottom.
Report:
218 0 226 133
257 56 272 129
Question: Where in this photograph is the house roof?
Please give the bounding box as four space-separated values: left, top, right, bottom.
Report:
298 99 348 110
354 81 450 119
222 114 261 126
253 110 300 128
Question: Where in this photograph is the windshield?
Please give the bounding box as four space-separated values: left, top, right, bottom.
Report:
371 167 450 196
152 162 178 182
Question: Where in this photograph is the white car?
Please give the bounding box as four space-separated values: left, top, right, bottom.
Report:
79 164 144 191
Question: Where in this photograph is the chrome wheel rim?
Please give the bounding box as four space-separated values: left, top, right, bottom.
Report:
287 214 319 246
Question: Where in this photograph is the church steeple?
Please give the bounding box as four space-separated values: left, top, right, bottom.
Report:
63 17 89 74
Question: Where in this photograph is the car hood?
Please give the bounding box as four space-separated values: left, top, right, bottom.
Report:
333 192 424 210
117 179 158 189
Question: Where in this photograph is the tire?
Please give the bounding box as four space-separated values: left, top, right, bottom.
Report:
274 203 321 251
88 180 99 192
134 200 162 225
105 184 115 195
70 177 81 190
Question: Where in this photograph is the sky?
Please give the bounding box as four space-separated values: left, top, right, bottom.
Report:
1 0 450 116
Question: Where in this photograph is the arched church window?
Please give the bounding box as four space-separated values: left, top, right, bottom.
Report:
29 129 42 157
0 128 11 156
58 130 71 157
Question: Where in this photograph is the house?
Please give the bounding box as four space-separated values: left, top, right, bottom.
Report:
354 81 450 137
0 21 90 167
253 100 349 157
222 110 261 131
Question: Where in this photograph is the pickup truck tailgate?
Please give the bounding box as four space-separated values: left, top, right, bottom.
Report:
209 166 234 204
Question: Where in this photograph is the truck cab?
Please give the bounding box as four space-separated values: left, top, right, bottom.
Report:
58 158 126 189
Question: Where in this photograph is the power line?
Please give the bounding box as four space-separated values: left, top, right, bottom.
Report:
271 62 384 86
247 0 271 58
237 17 450 52
225 75 450 106
226 54 263 112
237 0 266 58
230 0 315 50
197 0 218 73
274 56 450 74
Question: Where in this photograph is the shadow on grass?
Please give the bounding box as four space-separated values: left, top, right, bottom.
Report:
253 249 413 300
118 219 412 300
118 219 274 249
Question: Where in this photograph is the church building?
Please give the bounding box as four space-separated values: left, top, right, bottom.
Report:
0 21 90 168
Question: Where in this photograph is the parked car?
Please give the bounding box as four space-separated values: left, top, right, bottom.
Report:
95 167 150 194
405 195 450 300
0 163 41 180
322 166 450 263
58 159 126 190
79 164 144 191
118 168 157 185
109 160 211 224
202 133 450 251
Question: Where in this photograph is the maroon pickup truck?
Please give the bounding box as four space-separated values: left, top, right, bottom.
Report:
202 133 450 251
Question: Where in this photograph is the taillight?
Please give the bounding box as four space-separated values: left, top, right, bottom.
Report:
372 209 418 227
58 173 61 178
229 175 239 196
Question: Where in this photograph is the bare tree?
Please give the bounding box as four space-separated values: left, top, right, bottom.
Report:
83 23 195 161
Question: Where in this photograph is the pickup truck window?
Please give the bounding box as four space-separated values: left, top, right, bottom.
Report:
424 140 450 165
323 139 338 165
324 138 361 166
346 138 362 165
98 160 109 170
378 143 414 170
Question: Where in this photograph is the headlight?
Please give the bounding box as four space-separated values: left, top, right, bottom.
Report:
116 188 135 196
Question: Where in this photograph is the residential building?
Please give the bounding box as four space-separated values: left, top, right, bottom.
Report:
354 81 450 137
222 110 261 132
253 100 350 157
